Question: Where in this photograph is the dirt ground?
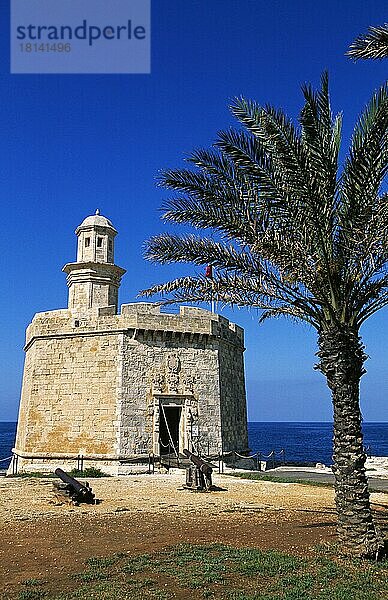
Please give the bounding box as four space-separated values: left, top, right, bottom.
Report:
0 472 386 597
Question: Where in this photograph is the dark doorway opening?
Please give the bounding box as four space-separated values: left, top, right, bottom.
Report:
159 406 181 455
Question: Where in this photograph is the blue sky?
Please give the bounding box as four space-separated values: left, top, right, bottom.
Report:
0 1 387 422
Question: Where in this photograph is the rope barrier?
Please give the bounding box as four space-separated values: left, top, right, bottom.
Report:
158 439 286 463
234 451 254 459
230 450 285 460
0 456 13 463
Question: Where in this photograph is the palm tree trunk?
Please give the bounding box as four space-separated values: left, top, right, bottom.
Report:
317 324 385 558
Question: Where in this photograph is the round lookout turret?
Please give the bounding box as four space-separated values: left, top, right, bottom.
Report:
62 210 126 312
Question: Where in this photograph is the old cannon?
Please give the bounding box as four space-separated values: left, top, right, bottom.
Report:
54 468 96 505
183 449 214 491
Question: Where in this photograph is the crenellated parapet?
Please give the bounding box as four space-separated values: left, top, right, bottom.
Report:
24 303 245 351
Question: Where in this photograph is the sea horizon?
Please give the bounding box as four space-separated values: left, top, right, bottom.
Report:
1 421 387 469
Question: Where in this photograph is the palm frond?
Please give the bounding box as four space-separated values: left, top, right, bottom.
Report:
143 76 388 330
231 98 310 196
140 270 320 327
144 233 261 275
339 82 388 261
300 72 341 217
347 23 388 60
230 94 341 267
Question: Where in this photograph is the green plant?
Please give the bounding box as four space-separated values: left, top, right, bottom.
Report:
68 467 110 478
14 543 388 600
228 472 333 487
347 23 388 60
141 75 388 558
18 590 47 600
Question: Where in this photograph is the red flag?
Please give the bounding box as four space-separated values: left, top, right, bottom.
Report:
205 265 213 278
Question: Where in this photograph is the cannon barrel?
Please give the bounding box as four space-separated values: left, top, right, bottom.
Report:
55 468 86 493
183 449 213 476
54 468 95 503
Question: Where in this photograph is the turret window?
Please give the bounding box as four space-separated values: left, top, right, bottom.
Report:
85 237 90 247
97 237 103 248
108 240 113 251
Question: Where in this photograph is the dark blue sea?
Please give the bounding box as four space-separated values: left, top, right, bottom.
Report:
0 422 17 471
247 422 388 466
1 422 387 468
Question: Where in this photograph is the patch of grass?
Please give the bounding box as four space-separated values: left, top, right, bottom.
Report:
72 553 123 583
228 593 277 600
227 471 333 487
317 556 346 583
86 556 121 569
11 467 110 479
17 591 47 600
18 578 48 600
227 472 388 494
68 467 110 478
150 592 170 600
13 543 388 600
234 548 302 576
72 569 110 583
123 553 151 574
21 580 46 587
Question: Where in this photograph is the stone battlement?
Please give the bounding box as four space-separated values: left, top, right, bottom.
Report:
25 303 244 349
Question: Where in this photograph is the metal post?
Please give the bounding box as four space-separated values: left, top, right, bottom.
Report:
168 444 171 470
12 454 18 476
76 454 84 472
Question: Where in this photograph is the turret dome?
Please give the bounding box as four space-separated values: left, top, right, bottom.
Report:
76 209 117 234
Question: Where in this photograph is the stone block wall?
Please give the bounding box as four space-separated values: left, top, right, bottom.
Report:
15 315 120 462
218 336 248 452
11 304 248 474
118 331 222 457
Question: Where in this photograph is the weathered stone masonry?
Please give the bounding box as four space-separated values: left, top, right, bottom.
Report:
11 212 248 475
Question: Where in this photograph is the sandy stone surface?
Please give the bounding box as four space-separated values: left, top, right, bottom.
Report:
0 471 338 522
0 472 386 598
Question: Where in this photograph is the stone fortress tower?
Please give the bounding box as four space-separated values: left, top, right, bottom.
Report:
10 211 248 475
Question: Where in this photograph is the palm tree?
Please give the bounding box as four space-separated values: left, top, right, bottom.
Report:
142 74 388 558
347 23 388 60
